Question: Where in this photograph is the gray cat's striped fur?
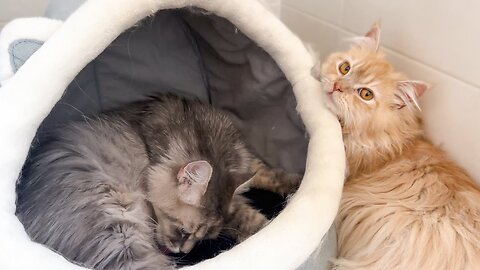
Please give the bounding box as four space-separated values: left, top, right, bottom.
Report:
16 95 271 270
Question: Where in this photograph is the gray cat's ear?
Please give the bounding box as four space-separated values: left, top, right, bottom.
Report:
233 171 256 195
177 160 213 206
232 170 256 193
365 21 381 52
394 80 430 110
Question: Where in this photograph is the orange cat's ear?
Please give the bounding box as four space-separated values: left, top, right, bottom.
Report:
365 21 381 52
395 81 430 110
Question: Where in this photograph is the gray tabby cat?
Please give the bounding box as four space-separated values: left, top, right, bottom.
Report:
17 94 291 270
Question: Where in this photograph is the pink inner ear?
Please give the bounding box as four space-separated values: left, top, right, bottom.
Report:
396 80 430 109
365 21 381 51
177 161 212 184
399 81 430 98
413 82 429 97
177 160 213 206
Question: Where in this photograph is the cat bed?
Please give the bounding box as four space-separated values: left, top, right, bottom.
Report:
0 0 345 269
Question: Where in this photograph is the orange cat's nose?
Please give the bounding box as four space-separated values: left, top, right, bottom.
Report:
333 82 343 92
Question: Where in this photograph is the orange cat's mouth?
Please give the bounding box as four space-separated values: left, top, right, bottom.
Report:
338 117 345 128
327 89 339 101
330 82 343 94
325 90 337 106
323 91 343 127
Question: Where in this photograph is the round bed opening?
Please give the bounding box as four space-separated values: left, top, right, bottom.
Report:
17 8 310 267
1 0 345 269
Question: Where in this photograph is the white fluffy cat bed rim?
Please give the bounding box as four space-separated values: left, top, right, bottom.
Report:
0 0 345 269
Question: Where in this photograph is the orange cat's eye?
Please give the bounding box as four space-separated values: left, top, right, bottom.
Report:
358 88 374 100
338 61 351 75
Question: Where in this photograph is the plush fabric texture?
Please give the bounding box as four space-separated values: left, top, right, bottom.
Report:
9 40 43 72
45 0 282 21
298 225 337 270
13 9 336 268
0 17 62 85
0 0 345 270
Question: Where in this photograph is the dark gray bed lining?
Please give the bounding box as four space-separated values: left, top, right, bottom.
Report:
34 11 208 141
34 9 307 173
182 11 308 172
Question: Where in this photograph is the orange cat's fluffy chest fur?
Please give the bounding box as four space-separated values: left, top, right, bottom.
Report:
337 137 480 270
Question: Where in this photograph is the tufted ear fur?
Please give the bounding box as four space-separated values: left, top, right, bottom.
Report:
394 80 430 110
350 21 382 52
365 21 381 52
177 160 213 206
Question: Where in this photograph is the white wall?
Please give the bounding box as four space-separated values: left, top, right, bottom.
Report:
281 0 480 182
0 0 48 29
0 0 478 181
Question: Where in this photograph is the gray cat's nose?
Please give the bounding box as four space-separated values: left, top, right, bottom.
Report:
181 233 191 241
180 239 196 253
194 225 208 238
168 245 180 254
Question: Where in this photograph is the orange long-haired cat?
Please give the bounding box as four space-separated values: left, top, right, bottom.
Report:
314 23 480 270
